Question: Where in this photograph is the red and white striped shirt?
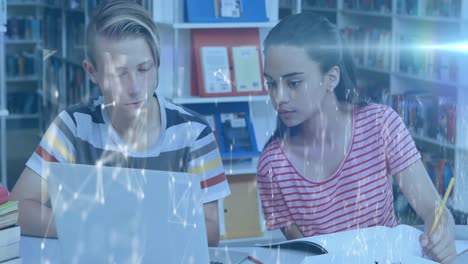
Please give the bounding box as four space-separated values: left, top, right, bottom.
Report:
257 104 420 236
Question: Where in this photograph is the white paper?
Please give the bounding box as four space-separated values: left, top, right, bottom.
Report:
301 254 438 264
200 46 232 94
221 0 241 18
209 248 248 264
456 240 468 254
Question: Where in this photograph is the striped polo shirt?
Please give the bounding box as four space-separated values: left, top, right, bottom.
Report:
26 93 230 203
257 104 420 236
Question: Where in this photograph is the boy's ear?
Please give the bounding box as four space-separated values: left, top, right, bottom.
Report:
326 65 341 92
83 60 98 84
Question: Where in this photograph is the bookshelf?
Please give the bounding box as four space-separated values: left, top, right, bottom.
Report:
153 0 279 241
153 0 278 159
283 0 468 214
4 3 42 121
2 0 44 189
41 0 91 132
1 0 7 187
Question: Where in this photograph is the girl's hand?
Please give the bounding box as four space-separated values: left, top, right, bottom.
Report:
420 210 457 264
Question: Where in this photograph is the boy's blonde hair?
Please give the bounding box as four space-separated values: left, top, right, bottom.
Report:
86 0 160 67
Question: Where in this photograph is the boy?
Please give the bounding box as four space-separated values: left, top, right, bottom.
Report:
10 0 230 247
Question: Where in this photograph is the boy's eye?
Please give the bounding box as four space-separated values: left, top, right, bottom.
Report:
117 71 128 77
265 81 277 90
139 63 154 72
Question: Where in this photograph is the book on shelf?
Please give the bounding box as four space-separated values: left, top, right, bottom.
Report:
66 16 85 63
7 92 38 115
421 153 454 196
220 112 256 154
200 46 233 95
67 64 85 105
341 26 391 71
181 102 260 159
398 34 458 83
231 46 263 93
5 51 37 78
390 93 456 145
191 28 267 97
304 0 337 9
44 57 63 107
185 0 268 23
217 0 242 18
5 16 41 40
397 0 461 18
343 0 391 13
43 11 62 53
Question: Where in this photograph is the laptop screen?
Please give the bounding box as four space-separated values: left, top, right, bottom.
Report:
45 162 210 263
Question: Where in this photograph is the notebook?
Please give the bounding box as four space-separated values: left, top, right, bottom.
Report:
45 162 210 263
260 225 468 264
259 225 426 263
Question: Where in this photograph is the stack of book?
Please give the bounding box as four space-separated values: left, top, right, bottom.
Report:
0 187 21 263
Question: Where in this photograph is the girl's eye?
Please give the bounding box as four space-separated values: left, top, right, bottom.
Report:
288 80 302 88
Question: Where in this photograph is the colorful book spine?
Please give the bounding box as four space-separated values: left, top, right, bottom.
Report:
6 51 36 77
390 94 456 144
397 0 461 18
341 26 391 71
421 154 454 196
43 11 62 52
398 34 458 83
343 0 392 13
305 0 337 8
5 16 42 40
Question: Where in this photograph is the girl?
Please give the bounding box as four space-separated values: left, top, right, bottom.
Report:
257 13 456 263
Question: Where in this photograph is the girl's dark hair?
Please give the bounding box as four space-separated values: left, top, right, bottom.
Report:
263 13 368 147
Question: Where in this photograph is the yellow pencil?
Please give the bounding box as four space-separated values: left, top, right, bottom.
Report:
429 177 455 236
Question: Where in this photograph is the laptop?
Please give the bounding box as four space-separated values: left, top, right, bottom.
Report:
45 162 210 263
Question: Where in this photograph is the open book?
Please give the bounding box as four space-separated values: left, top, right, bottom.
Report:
257 225 445 263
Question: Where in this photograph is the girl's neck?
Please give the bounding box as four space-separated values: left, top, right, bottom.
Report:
293 98 353 146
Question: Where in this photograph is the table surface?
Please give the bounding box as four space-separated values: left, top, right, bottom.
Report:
20 225 468 264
